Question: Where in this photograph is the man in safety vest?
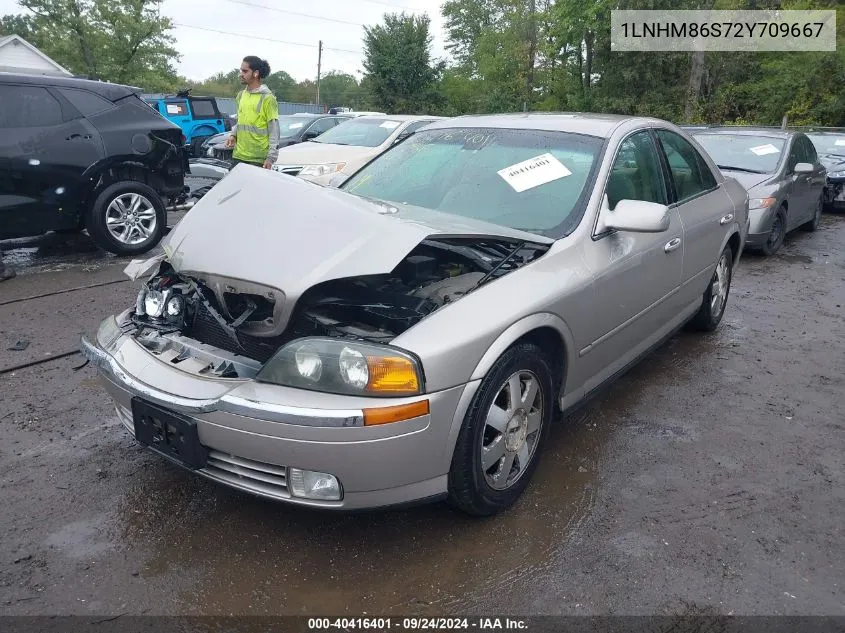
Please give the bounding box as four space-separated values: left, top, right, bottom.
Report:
225 56 280 169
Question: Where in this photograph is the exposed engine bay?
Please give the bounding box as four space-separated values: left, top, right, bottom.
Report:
123 237 550 377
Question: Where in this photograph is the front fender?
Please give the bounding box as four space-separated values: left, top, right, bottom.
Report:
469 312 575 384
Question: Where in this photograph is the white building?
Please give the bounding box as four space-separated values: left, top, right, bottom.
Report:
0 34 72 76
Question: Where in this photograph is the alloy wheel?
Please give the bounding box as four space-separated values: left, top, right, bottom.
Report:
481 370 544 491
105 193 157 245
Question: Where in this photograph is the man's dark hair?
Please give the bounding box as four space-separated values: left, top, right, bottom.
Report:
243 56 271 79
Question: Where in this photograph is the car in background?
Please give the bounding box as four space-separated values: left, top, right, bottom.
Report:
203 113 353 161
273 114 443 185
82 113 747 516
1 73 189 256
143 92 230 157
805 130 845 211
692 128 826 255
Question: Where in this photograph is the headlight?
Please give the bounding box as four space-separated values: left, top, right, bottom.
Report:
256 337 424 396
829 170 845 179
144 290 165 318
165 293 184 319
749 197 776 209
298 163 346 178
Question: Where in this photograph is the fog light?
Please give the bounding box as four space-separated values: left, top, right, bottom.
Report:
288 468 342 501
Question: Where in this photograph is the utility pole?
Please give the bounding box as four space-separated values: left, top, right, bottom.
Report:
316 40 323 106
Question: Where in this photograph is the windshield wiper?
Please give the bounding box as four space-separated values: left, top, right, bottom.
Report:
717 165 767 174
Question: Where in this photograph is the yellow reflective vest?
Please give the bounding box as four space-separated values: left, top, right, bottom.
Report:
232 85 279 164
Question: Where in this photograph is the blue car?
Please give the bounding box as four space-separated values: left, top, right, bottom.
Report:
143 91 231 157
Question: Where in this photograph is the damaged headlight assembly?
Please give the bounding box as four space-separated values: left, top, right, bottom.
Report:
256 337 425 397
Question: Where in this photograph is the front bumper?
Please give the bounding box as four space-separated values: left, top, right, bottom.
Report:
81 327 477 510
744 206 776 247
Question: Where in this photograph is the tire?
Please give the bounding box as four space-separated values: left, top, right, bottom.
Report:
688 244 733 332
801 197 822 232
86 181 166 256
759 207 786 256
447 342 555 516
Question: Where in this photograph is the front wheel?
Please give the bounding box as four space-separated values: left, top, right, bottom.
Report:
447 342 555 516
86 181 166 256
688 244 733 332
759 208 786 256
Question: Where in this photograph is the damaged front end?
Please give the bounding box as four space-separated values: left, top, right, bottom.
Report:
121 236 550 381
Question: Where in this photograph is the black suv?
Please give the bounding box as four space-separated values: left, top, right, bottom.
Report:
0 73 189 256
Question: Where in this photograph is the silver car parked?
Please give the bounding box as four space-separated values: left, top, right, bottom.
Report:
692 128 826 255
81 114 748 516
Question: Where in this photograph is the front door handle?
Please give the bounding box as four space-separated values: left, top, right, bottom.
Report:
664 237 682 253
720 214 734 225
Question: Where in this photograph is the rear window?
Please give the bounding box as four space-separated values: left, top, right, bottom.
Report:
190 99 218 118
59 87 114 117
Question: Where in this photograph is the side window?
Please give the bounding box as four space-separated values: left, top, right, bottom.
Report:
164 101 188 116
59 88 114 117
306 118 336 136
656 129 717 202
0 85 63 128
605 131 667 210
189 99 218 119
800 137 817 164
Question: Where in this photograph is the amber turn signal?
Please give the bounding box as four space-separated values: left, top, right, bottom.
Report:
365 355 420 393
363 400 430 426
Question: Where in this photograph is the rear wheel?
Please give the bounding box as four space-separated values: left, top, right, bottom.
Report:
86 181 166 256
759 208 786 256
688 244 733 332
447 342 555 516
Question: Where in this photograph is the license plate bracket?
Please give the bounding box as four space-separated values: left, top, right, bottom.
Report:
131 397 208 470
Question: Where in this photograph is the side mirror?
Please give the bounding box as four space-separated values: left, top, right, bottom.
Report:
794 162 814 174
602 199 671 233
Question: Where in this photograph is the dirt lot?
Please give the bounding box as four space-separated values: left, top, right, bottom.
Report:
0 214 843 619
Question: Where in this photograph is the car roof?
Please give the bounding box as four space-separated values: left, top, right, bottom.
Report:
691 127 795 139
353 114 445 122
420 112 666 138
0 71 140 101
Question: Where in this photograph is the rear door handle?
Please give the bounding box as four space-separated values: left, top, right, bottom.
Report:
720 214 734 225
664 237 682 253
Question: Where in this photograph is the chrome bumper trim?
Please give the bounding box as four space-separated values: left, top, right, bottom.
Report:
80 334 365 426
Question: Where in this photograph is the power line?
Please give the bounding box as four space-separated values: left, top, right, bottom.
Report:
172 23 363 54
223 0 365 27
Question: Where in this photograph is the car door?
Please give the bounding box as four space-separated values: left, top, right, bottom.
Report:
798 135 826 216
783 135 814 230
654 128 730 304
0 83 104 239
579 129 684 387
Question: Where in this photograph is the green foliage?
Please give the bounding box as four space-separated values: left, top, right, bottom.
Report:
362 12 444 113
7 0 179 90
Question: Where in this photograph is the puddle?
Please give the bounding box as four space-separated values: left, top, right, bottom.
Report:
44 514 115 559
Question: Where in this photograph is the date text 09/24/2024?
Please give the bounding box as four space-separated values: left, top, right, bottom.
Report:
308 618 529 630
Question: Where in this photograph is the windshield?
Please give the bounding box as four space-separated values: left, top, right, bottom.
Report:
693 133 786 173
311 117 404 147
340 127 604 239
806 133 845 157
279 116 316 138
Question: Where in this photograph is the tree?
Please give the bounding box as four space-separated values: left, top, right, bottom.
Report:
362 12 444 113
10 0 179 90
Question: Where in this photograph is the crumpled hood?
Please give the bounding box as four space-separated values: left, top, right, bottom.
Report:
720 170 772 190
162 164 552 295
273 141 377 166
819 153 845 173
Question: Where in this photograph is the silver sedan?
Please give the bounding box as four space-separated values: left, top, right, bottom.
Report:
81 114 748 516
692 128 827 255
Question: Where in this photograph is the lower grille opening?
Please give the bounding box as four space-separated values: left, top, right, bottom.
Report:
203 450 290 499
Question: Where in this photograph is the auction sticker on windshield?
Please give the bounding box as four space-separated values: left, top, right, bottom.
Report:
835 140 845 146
498 153 572 193
749 144 780 156
380 121 401 129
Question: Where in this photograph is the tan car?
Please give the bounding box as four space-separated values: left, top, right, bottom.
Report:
82 113 748 516
272 114 443 185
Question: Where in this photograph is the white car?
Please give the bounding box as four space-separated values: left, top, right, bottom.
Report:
272 115 444 186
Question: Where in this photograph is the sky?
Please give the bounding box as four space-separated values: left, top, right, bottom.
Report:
0 0 449 82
